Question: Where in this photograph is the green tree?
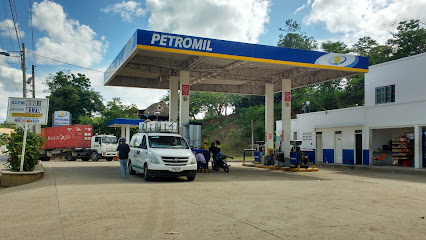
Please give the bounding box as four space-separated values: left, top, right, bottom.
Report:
79 98 139 136
352 36 392 65
44 71 104 126
387 19 426 60
278 19 318 50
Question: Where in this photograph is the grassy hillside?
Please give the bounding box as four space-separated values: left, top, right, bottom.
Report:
199 114 252 157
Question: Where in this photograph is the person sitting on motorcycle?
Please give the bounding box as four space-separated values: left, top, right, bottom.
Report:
213 140 225 171
209 142 218 170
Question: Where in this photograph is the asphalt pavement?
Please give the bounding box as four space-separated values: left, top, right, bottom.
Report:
0 160 425 240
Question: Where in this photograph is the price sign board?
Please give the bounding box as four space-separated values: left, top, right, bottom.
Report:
7 97 49 125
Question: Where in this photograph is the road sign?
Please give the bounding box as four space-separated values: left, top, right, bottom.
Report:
7 97 49 125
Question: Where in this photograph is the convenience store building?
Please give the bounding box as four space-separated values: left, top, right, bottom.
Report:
279 53 426 168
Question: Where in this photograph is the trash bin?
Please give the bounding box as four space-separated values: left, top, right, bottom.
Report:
254 151 261 163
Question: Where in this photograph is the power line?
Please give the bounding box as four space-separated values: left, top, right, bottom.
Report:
29 0 36 66
2 0 17 52
8 0 22 50
26 50 105 73
0 36 4 49
11 0 22 43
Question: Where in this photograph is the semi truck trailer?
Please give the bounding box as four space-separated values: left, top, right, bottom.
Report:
39 125 118 161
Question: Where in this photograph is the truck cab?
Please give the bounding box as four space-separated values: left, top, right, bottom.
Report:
90 135 118 161
128 123 197 181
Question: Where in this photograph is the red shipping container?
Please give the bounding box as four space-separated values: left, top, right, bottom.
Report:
42 125 93 150
39 128 47 149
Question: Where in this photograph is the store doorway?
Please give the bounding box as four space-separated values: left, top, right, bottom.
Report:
316 132 323 163
335 131 343 164
355 133 362 164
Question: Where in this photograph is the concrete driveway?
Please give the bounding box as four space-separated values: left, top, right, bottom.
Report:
0 160 425 240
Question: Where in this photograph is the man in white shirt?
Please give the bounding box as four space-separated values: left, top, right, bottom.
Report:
196 152 206 172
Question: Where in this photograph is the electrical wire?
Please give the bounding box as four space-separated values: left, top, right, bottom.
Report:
29 0 36 66
26 50 105 73
8 0 21 50
10 0 22 43
0 0 23 93
0 36 4 49
2 0 17 51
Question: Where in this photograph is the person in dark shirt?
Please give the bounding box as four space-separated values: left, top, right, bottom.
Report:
117 137 130 179
209 142 218 169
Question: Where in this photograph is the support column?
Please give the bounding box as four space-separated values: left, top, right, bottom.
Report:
414 125 422 168
121 127 125 139
169 76 179 123
362 126 372 165
125 126 131 143
265 83 274 152
179 70 190 138
281 79 291 157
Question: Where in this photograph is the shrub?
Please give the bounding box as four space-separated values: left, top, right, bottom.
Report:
5 128 44 171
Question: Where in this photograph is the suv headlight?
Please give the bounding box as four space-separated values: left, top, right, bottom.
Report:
150 155 160 164
190 155 196 164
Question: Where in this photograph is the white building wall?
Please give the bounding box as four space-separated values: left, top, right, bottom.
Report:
276 53 426 168
365 52 426 106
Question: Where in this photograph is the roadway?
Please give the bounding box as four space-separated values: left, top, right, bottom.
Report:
0 160 425 239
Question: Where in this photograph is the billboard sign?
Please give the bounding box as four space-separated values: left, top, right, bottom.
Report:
53 110 72 127
7 97 49 125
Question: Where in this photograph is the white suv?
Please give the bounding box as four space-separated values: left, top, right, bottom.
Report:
128 132 197 181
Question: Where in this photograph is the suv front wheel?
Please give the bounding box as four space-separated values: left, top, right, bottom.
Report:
143 164 152 181
128 161 136 175
187 176 195 181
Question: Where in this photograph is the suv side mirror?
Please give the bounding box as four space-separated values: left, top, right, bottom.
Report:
139 143 146 149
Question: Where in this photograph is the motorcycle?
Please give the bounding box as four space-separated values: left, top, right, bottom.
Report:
211 153 232 173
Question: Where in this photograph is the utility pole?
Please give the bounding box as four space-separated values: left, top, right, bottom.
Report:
32 65 35 98
21 43 26 98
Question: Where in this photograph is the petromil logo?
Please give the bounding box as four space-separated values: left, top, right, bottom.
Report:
57 112 68 118
315 53 358 68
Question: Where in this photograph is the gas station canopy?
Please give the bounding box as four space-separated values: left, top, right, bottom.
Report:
104 30 368 95
106 118 144 128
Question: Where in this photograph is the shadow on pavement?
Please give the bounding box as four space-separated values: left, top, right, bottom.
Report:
324 167 426 184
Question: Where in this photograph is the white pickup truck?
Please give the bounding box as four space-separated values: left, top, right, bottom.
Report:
128 122 197 181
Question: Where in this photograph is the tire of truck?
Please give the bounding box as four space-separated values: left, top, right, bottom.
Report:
81 157 90 161
66 153 77 161
187 176 196 181
106 157 113 161
40 156 50 161
143 164 152 181
128 160 136 175
90 152 99 161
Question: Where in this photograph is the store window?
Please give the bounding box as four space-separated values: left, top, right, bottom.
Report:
375 85 395 104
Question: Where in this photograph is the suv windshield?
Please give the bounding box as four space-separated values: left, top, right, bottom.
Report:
148 136 189 149
102 136 117 144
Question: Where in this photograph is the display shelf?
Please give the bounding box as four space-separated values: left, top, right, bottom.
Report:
391 136 413 166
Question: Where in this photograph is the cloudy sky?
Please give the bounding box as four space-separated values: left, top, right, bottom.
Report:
0 0 425 122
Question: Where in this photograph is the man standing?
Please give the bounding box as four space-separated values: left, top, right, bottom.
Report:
117 137 130 179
